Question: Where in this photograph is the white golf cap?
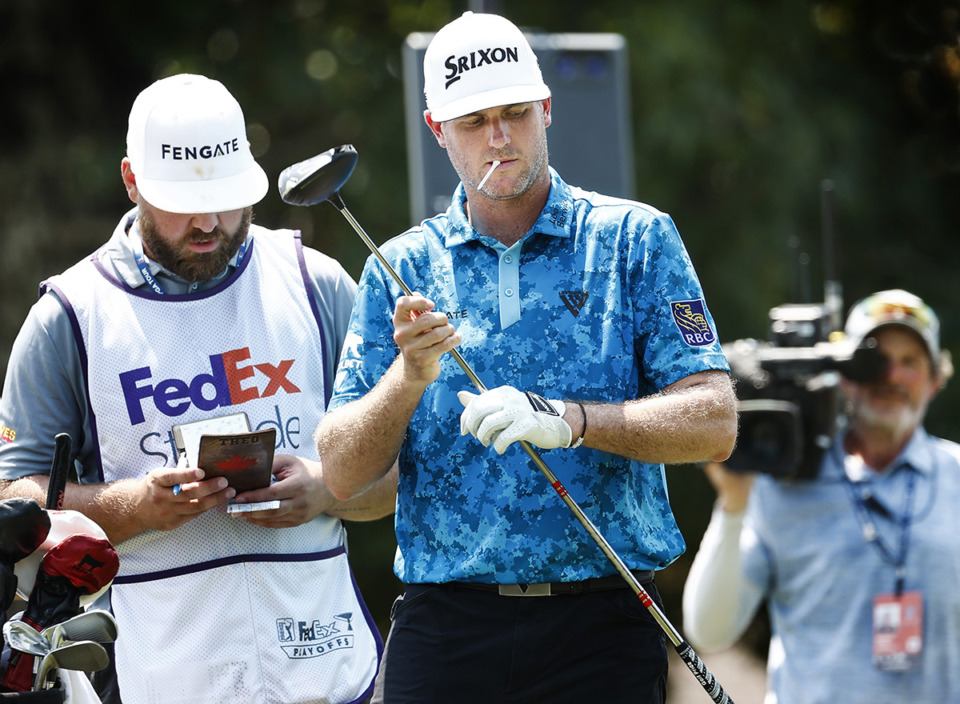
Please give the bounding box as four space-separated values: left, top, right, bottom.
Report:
126 74 268 214
424 12 551 122
845 289 940 361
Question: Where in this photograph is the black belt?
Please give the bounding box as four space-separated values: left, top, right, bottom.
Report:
447 570 654 597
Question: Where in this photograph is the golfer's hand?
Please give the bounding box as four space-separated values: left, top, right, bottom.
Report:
393 294 461 387
458 386 571 454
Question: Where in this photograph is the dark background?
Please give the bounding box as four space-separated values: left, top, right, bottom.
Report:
3 0 960 653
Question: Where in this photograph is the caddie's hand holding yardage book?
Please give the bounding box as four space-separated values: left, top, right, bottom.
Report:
172 413 281 513
197 428 276 493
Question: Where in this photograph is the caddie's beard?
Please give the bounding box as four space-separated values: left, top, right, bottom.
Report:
138 205 253 282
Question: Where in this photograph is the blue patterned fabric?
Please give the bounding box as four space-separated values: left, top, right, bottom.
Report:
330 168 729 583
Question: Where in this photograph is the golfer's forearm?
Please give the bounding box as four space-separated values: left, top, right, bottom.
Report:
580 371 737 463
324 463 398 521
318 365 424 500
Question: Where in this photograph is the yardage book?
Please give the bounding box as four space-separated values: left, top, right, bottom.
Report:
198 428 276 493
172 413 281 513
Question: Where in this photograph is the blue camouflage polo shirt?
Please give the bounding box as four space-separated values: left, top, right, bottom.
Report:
329 168 729 584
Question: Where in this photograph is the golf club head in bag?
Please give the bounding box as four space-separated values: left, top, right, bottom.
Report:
0 498 51 567
0 564 15 620
33 639 109 691
42 610 117 650
3 618 51 657
2 535 118 692
277 144 357 208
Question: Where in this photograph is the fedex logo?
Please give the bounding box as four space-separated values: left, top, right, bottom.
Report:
120 347 301 425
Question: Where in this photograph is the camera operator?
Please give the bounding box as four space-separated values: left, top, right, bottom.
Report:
682 289 960 704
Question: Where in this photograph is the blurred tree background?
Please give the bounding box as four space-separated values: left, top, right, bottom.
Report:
3 0 960 652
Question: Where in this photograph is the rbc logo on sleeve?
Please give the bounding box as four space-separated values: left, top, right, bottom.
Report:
671 299 717 347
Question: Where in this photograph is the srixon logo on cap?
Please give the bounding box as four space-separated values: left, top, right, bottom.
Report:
444 46 519 88
160 137 241 161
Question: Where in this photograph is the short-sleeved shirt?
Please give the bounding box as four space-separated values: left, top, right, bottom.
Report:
329 168 729 584
741 428 960 703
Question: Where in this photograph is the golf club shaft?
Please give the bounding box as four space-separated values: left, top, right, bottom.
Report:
338 204 488 392
522 448 732 703
335 201 733 704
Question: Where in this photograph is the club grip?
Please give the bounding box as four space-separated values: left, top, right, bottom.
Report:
46 432 73 510
675 641 735 704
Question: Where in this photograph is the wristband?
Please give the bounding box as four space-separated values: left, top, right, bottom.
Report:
570 402 587 449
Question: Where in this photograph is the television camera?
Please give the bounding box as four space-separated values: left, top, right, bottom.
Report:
722 181 886 479
723 302 886 479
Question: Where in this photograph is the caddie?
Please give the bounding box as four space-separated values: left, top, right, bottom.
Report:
0 73 396 703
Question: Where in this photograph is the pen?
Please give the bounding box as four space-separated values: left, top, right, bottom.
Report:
172 450 187 495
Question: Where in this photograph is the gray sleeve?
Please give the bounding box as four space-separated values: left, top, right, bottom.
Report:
301 246 358 394
0 292 93 481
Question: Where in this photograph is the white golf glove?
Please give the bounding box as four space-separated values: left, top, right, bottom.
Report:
458 385 571 455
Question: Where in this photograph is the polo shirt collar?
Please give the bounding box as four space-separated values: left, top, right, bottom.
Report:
893 427 935 476
439 167 576 249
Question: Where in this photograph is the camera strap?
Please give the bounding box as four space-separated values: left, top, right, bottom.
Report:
843 466 918 596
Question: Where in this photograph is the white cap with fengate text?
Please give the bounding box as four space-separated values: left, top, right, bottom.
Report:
423 12 551 122
126 74 268 214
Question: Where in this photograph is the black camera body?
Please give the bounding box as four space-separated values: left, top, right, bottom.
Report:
723 302 885 480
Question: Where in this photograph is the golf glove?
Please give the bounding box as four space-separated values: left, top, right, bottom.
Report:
458 386 571 455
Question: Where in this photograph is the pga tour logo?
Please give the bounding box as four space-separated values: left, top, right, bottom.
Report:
276 614 355 660
671 299 717 347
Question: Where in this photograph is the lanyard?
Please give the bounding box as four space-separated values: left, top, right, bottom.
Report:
130 227 248 295
844 466 918 596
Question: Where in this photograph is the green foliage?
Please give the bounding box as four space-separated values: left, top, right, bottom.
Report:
4 0 960 644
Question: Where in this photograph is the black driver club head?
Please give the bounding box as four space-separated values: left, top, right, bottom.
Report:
278 144 358 208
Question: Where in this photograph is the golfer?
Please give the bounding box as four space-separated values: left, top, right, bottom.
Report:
317 12 737 704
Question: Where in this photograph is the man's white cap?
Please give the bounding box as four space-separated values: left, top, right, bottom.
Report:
126 74 268 214
424 12 551 122
845 289 940 361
